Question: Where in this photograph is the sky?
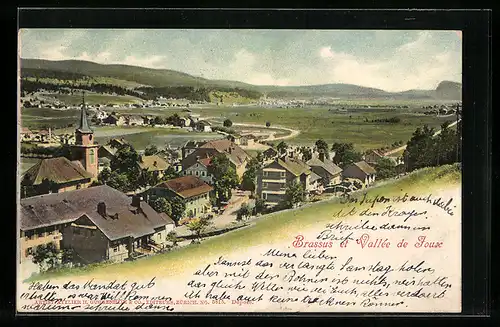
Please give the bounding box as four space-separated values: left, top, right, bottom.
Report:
19 29 462 92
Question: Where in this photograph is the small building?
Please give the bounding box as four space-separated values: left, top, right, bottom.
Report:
19 185 175 268
138 155 170 178
21 157 93 197
364 149 386 166
195 120 212 132
182 156 213 185
179 117 192 127
306 152 343 187
145 176 213 219
342 161 377 187
103 114 127 126
98 144 118 161
20 127 34 141
182 140 207 159
107 138 129 149
125 115 145 126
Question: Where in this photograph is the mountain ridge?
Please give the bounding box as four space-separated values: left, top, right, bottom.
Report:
20 58 462 100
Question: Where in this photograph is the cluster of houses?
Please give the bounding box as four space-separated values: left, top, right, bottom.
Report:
19 101 407 277
20 127 76 147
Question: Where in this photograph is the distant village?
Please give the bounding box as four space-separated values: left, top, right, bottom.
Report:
19 99 408 278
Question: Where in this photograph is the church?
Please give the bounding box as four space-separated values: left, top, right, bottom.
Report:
21 98 100 197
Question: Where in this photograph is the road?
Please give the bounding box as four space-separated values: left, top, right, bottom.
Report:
231 122 300 142
383 119 461 156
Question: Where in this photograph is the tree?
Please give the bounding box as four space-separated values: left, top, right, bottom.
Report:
284 182 306 209
331 142 363 168
300 147 312 161
169 196 186 225
236 203 251 221
32 243 60 272
162 166 180 181
241 157 261 195
277 141 288 156
187 216 212 241
144 144 158 156
165 230 179 247
315 139 330 159
106 171 130 192
223 119 233 127
150 197 172 216
208 154 239 205
375 157 398 179
266 121 271 127
405 125 436 171
253 198 266 215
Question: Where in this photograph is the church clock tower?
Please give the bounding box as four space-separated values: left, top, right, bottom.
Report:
71 93 99 179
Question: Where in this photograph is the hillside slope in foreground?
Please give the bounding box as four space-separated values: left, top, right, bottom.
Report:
24 164 461 282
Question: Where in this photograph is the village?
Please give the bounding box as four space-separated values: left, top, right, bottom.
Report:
18 97 410 277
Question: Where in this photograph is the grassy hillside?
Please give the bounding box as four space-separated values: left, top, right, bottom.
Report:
21 59 461 100
24 163 460 282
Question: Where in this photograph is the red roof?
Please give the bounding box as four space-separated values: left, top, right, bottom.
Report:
156 175 213 199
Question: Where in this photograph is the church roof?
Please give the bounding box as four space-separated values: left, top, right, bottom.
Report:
22 157 92 185
76 102 93 134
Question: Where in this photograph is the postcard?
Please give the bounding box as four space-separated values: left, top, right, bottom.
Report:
17 29 462 313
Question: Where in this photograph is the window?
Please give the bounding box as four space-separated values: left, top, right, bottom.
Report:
263 171 268 177
76 184 81 190
263 182 268 188
263 193 267 200
113 247 118 252
89 149 95 164
202 171 206 176
184 171 187 175
195 171 199 176
280 183 285 190
280 172 286 178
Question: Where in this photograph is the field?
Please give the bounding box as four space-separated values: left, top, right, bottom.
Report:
20 100 457 151
25 164 461 282
46 93 143 105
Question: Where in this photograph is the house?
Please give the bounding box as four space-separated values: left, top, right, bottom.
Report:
20 127 34 141
306 152 343 187
180 139 249 179
94 110 108 120
138 155 170 178
364 149 386 166
182 140 207 159
257 155 314 207
98 144 118 161
182 155 213 184
144 176 213 219
179 117 192 127
19 185 175 268
21 157 94 196
125 115 145 126
239 134 256 146
195 120 212 132
103 114 127 126
342 161 377 187
108 138 129 149
189 113 201 123
59 133 76 145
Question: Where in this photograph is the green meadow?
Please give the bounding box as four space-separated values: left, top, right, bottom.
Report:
24 164 460 282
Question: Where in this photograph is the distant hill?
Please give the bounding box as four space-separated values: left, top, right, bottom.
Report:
20 58 461 100
435 81 462 100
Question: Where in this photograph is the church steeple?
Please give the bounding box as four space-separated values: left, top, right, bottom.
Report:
77 91 93 134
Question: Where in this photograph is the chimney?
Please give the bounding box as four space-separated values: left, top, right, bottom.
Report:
319 151 325 162
97 202 106 216
131 195 141 208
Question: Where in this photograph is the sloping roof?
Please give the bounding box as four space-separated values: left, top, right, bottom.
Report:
353 161 377 175
180 148 218 170
263 147 278 156
76 106 93 134
81 203 169 240
155 176 213 199
19 185 170 238
100 145 118 156
22 157 92 185
306 157 343 176
21 127 33 135
159 213 175 225
276 156 311 176
201 139 249 166
184 140 206 149
198 157 212 167
139 155 169 171
309 171 322 183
